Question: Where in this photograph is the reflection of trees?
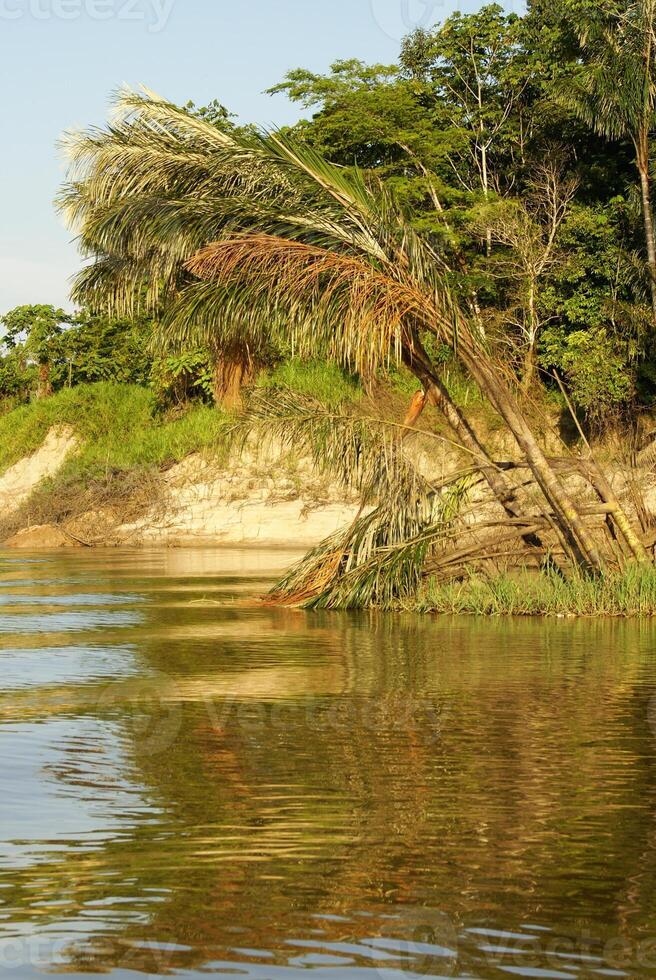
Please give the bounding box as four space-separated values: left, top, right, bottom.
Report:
3 596 656 976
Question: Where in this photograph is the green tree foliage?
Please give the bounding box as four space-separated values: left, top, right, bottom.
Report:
554 0 656 320
400 6 531 201
1 305 72 399
59 314 153 387
8 1 648 432
0 306 157 404
268 1 656 419
540 325 635 423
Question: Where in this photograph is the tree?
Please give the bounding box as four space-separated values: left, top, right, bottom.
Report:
58 94 259 408
1 305 71 398
268 59 460 221
479 157 579 388
267 58 399 110
60 89 649 573
60 312 153 388
558 0 656 322
400 6 532 215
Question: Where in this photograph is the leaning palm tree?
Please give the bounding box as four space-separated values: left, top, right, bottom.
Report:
59 89 649 593
558 0 656 321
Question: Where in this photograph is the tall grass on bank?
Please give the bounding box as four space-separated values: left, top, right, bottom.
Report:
416 565 656 617
0 383 231 480
257 359 362 409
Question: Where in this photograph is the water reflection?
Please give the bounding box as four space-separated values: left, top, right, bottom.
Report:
1 549 656 977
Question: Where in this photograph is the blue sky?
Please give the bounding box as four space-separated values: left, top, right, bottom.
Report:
0 0 522 314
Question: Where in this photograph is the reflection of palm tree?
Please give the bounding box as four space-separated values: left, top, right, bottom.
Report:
6 611 656 975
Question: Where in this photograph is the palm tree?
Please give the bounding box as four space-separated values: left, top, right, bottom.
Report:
559 0 656 320
59 89 649 580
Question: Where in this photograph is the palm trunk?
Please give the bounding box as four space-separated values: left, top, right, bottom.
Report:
463 351 604 572
637 136 656 324
212 348 253 409
37 362 52 400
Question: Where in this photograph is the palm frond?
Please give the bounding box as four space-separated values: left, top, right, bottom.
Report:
236 387 471 608
58 87 454 329
556 1 656 142
183 234 438 375
272 481 471 610
236 386 435 506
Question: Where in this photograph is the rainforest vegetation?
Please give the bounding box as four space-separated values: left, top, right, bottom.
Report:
4 0 656 610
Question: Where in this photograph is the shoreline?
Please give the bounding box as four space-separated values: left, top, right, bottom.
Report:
3 387 656 618
4 544 656 619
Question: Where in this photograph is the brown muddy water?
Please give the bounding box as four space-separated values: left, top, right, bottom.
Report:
1 548 656 979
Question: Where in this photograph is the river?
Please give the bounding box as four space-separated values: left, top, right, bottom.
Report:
1 547 656 978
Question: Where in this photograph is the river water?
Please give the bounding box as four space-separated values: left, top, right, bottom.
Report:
1 548 656 979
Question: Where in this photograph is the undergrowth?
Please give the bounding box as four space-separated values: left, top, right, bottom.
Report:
415 565 656 617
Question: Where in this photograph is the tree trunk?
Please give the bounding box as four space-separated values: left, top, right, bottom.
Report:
212 348 253 410
522 281 539 392
521 345 536 393
637 137 656 324
463 351 605 572
480 140 493 257
37 362 52 400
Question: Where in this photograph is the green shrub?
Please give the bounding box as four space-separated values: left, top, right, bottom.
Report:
539 326 634 422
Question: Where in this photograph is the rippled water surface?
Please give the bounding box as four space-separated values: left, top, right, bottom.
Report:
2 548 656 979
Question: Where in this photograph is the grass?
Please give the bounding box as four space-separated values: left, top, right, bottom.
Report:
415 565 656 618
0 383 231 482
256 359 363 408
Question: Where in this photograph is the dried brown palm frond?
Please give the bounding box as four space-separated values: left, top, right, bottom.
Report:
237 387 473 608
184 235 437 379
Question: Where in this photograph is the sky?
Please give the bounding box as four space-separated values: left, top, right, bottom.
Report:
0 0 523 315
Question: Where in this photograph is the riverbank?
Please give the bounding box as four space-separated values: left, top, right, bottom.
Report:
4 380 656 617
0 381 363 550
